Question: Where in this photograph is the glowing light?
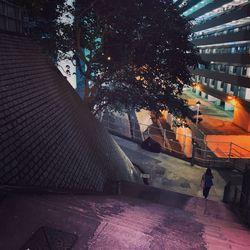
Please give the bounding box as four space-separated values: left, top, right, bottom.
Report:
135 75 144 81
196 85 201 91
231 99 237 106
227 95 237 106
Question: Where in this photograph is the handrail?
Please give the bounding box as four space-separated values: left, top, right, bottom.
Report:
232 142 250 154
230 148 245 157
100 114 250 161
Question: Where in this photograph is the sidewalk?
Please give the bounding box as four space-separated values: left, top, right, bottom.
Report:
113 135 227 201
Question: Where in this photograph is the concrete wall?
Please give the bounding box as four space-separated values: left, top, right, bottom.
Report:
0 32 140 192
233 102 250 132
176 127 192 158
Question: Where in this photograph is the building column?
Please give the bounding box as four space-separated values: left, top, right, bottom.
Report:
233 103 250 132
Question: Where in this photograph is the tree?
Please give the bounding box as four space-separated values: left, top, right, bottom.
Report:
19 0 199 118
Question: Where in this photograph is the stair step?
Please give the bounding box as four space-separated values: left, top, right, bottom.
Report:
37 194 247 231
205 236 250 250
29 193 250 245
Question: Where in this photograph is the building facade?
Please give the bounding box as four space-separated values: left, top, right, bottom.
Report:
175 0 250 131
0 0 26 33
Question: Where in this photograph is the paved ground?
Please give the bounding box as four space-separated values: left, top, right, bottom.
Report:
182 90 250 135
113 136 227 201
1 185 250 250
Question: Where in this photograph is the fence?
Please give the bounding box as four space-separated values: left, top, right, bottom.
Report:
100 112 195 158
99 112 250 170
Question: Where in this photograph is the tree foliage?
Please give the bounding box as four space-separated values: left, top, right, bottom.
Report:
17 0 199 117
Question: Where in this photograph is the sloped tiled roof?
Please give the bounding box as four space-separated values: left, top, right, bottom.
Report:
0 31 140 192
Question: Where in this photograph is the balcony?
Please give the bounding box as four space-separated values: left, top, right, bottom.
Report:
181 0 200 13
200 53 250 64
191 68 250 88
192 30 250 46
193 3 250 32
194 82 250 111
189 0 232 19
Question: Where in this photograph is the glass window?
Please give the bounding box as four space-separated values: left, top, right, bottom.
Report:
210 79 215 87
236 66 241 76
238 87 246 99
230 85 234 92
220 64 226 72
242 67 247 76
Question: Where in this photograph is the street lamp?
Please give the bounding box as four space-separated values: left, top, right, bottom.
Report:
196 101 201 126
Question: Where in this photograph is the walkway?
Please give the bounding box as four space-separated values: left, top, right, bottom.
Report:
182 90 249 135
113 136 227 201
1 184 250 249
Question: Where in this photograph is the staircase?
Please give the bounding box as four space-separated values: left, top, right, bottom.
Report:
0 183 250 249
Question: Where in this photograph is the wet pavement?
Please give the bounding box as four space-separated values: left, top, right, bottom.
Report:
1 185 250 250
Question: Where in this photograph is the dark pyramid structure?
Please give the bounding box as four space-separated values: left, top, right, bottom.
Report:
0 31 140 192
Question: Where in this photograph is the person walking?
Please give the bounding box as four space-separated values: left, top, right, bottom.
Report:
201 168 213 199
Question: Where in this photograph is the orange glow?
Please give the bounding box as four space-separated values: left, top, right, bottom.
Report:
227 95 237 106
135 75 144 81
231 99 237 106
195 85 201 91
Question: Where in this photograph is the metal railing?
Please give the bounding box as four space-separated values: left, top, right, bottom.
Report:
100 113 250 169
100 113 193 157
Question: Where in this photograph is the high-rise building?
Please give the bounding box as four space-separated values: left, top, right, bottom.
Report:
0 0 26 33
175 0 250 132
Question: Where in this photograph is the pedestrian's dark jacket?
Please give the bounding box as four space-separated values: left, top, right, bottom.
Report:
203 175 213 188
